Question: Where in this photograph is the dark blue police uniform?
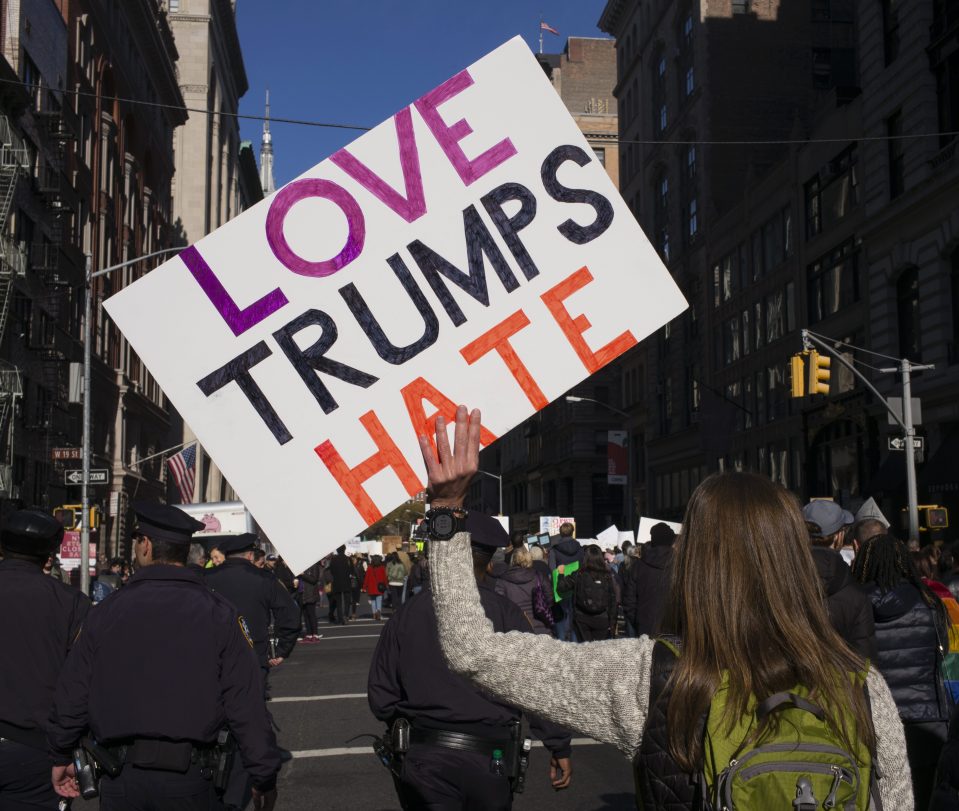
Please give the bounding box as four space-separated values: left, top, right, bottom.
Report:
47 504 281 810
203 533 300 671
368 512 572 810
0 510 90 809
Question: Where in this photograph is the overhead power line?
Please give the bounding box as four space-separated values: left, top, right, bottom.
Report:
3 77 957 146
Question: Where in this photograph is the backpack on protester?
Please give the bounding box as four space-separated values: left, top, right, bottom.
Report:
646 638 881 811
531 574 555 629
574 571 611 615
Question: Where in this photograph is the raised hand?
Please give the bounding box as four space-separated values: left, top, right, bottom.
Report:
417 405 481 508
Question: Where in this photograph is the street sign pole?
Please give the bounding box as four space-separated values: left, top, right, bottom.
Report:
81 247 181 594
902 360 920 541
81 254 91 594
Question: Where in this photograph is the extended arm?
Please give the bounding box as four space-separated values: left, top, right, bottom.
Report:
430 535 653 755
865 669 913 810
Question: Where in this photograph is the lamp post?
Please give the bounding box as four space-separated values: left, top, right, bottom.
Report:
81 247 182 594
565 395 634 531
474 469 503 516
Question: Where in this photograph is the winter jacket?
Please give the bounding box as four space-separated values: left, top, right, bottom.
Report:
363 564 388 595
867 580 950 724
931 702 959 811
622 544 674 638
298 564 321 604
548 538 584 601
494 565 553 634
810 547 878 661
328 552 354 594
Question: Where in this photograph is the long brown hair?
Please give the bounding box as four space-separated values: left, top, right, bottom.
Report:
662 472 875 771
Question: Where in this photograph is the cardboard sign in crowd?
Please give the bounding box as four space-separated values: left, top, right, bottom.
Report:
105 37 688 574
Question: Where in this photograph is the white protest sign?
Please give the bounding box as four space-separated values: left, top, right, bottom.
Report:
539 516 577 538
637 517 682 543
104 37 687 575
596 524 619 550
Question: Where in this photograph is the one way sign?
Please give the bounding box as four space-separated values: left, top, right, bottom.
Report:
888 436 924 452
64 469 109 485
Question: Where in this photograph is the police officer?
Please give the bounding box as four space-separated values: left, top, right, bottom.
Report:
0 510 90 809
203 533 300 673
47 503 281 810
368 511 573 810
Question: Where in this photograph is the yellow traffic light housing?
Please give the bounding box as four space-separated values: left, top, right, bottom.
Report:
53 504 101 530
790 354 806 398
808 350 831 395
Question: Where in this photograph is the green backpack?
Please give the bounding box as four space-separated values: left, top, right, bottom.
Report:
656 639 881 811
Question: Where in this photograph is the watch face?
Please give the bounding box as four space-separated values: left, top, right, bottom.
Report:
433 513 455 537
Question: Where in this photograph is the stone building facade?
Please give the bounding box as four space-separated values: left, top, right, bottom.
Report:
168 0 256 503
599 0 959 529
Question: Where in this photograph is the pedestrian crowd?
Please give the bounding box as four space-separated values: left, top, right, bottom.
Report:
6 404 959 810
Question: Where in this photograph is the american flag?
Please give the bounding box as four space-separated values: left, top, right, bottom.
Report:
541 21 559 35
168 444 197 504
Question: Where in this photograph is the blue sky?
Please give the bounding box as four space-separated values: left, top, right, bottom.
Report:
235 1 610 187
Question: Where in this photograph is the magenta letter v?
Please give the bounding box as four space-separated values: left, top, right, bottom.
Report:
330 107 427 224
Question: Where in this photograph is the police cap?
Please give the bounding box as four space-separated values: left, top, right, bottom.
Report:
465 511 509 550
133 502 205 545
0 509 64 556
217 533 259 556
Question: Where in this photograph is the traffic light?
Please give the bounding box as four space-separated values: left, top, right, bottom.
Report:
53 504 101 530
807 350 831 395
790 354 806 398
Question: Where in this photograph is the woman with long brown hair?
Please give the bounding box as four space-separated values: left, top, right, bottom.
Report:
421 407 911 809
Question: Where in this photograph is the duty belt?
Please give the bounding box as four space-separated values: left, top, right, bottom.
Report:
409 727 509 757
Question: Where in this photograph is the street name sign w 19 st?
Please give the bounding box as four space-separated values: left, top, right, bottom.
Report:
103 37 688 573
65 469 109 485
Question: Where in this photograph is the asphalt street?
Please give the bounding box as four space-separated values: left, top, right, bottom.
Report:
73 596 636 810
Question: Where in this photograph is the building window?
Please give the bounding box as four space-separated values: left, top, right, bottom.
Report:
742 308 751 356
897 267 921 360
882 0 900 65
932 1 959 148
887 111 904 198
687 198 698 239
766 290 784 343
592 147 606 167
951 249 959 361
168 0 180 10
656 174 670 261
732 0 750 13
804 145 859 239
686 145 697 180
683 13 693 46
807 238 859 323
654 54 668 135
812 0 831 21
685 67 695 97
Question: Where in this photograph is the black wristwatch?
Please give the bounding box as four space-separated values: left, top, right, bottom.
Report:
424 507 468 541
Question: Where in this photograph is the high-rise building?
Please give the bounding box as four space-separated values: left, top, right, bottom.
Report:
0 0 78 515
168 0 259 503
259 90 275 195
599 0 959 527
59 0 186 556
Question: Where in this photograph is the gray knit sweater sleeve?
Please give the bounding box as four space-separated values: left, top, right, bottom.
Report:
865 669 913 810
429 533 913 807
430 534 655 755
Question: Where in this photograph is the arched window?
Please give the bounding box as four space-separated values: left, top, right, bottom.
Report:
651 47 667 136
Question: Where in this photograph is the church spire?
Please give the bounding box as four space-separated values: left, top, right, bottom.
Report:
259 89 276 195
